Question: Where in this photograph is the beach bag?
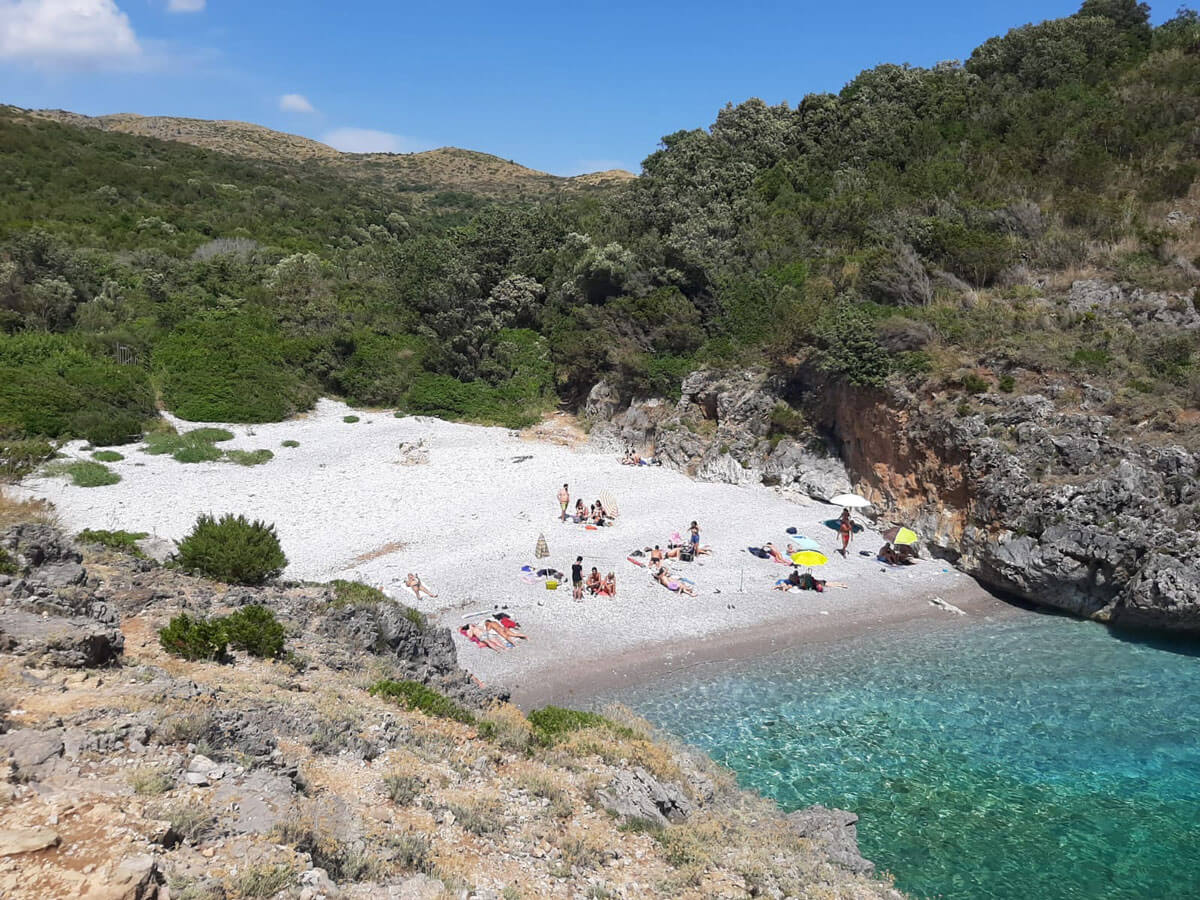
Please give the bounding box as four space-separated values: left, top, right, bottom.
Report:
545 580 558 590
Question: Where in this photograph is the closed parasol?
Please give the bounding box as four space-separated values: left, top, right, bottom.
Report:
830 493 871 509
882 526 919 546
534 533 549 559
789 549 829 567
598 490 619 516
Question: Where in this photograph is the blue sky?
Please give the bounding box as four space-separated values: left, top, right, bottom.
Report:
0 1 1174 175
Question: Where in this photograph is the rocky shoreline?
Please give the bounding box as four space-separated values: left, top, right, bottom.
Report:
0 522 896 899
584 327 1200 634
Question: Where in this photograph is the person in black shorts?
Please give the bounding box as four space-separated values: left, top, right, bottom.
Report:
571 556 584 600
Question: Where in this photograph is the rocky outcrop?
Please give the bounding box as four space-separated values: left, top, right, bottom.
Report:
788 805 875 875
596 765 695 828
587 369 852 500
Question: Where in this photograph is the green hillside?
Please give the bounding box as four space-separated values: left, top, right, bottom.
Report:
2 0 1198 454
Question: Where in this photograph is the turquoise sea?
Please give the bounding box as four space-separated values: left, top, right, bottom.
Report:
602 609 1200 899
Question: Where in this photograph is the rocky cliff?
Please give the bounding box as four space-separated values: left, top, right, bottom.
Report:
0 524 898 899
585 359 1200 633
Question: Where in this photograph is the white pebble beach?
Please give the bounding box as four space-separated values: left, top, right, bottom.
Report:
17 398 1015 704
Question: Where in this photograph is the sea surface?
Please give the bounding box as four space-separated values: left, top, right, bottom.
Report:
602 608 1200 899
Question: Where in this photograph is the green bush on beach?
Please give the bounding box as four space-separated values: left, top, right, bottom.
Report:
158 614 228 662
174 513 287 585
45 459 120 487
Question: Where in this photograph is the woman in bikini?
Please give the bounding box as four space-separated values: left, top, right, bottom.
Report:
654 565 697 596
573 499 587 523
600 572 616 596
405 573 437 599
459 623 507 650
483 619 517 647
764 543 791 565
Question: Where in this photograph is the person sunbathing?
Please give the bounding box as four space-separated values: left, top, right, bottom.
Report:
484 619 517 647
879 544 915 565
459 624 507 651
764 543 791 565
591 502 608 526
405 573 437 599
586 566 603 594
653 565 697 596
650 545 681 565
600 572 616 596
573 499 588 523
495 614 527 639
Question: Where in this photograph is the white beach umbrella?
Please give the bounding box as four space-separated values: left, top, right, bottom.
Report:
830 493 871 509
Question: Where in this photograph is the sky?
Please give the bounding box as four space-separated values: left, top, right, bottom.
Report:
0 1 1176 176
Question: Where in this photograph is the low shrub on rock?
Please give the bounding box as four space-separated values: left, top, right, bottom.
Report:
223 604 285 659
45 459 120 487
76 528 148 556
175 513 286 585
158 614 228 662
527 706 635 743
224 449 274 467
368 679 475 725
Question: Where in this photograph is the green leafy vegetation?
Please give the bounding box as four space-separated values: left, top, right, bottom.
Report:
329 579 388 606
224 448 273 466
174 513 287 584
44 459 120 487
368 679 476 724
90 449 124 462
143 428 233 464
76 528 148 555
222 604 286 658
158 613 228 661
280 439 300 447
0 435 54 479
527 706 635 743
0 547 17 575
342 415 360 423
2 2 1199 444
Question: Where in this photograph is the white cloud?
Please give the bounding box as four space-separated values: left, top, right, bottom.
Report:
0 0 142 68
166 0 204 11
279 93 316 114
320 127 430 154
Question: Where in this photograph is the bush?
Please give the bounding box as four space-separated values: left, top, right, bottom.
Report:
330 579 387 606
129 767 174 795
158 614 228 661
91 450 124 462
224 449 273 466
280 440 299 448
143 429 233 464
343 415 360 423
0 437 54 479
45 460 120 487
368 679 476 724
998 373 1016 393
222 604 285 658
527 706 634 743
329 332 426 406
0 548 17 575
154 315 317 423
175 513 287 584
383 773 425 805
228 864 296 899
76 528 148 555
70 409 144 447
960 373 989 394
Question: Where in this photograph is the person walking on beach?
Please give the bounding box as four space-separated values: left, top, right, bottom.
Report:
838 508 853 557
571 556 584 600
557 483 570 521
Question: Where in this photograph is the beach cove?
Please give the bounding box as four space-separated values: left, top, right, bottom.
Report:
17 398 998 702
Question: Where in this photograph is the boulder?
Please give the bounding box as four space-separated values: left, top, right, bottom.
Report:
788 805 875 875
596 766 694 828
0 827 60 856
0 608 123 667
0 727 64 775
86 855 161 900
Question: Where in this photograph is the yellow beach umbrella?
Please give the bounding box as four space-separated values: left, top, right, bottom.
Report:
789 550 829 567
882 526 919 546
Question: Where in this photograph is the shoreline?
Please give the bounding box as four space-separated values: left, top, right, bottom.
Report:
502 579 1029 708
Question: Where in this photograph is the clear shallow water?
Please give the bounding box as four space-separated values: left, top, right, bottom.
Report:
603 611 1200 899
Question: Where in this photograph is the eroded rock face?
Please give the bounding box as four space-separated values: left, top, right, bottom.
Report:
788 805 874 875
597 766 695 828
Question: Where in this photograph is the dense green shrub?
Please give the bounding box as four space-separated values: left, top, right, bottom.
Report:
76 528 148 555
175 513 287 584
0 333 155 440
329 332 426 406
281 440 300 448
154 316 317 423
91 450 124 462
330 579 388 606
342 415 360 423
222 604 286 658
368 680 476 724
998 374 1017 393
0 436 55 479
45 459 120 487
143 429 232 464
960 373 990 394
158 614 228 661
0 548 17 575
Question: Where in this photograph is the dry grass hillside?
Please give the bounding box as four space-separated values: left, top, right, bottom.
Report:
27 109 635 197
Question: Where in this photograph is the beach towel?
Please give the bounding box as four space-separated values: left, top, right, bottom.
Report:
627 556 646 567
748 547 770 559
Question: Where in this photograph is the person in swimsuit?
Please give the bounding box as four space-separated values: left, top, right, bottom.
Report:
557 483 570 521
838 515 853 557
764 543 791 565
484 619 516 647
600 572 616 596
405 573 437 599
586 566 602 594
574 499 587 523
495 614 527 639
571 556 584 600
688 521 710 555
459 623 507 650
653 565 697 596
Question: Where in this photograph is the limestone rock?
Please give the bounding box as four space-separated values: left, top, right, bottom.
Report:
788 805 874 875
596 766 694 828
86 854 161 900
0 607 123 667
0 727 64 775
0 826 60 856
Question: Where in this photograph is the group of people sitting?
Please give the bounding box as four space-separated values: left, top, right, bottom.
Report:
878 544 918 565
458 614 527 650
571 498 614 526
620 447 658 466
586 566 617 597
773 567 848 593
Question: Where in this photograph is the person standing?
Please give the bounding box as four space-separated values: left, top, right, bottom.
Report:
571 556 584 600
557 483 570 521
838 508 853 557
